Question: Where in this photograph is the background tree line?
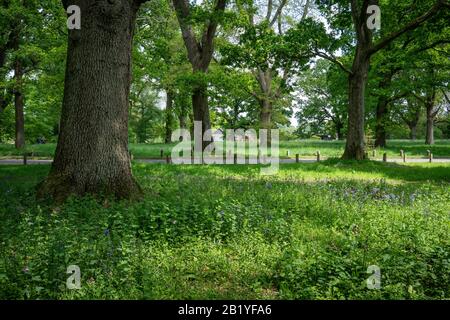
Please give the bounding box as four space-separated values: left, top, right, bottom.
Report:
0 0 448 148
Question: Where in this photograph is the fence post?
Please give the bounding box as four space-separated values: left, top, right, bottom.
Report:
316 151 321 162
383 153 387 162
160 149 164 159
23 153 28 165
429 153 433 163
403 152 406 163
400 150 404 159
296 154 299 163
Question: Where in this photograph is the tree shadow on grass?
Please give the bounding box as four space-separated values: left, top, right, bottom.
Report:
292 159 450 183
134 159 450 184
385 144 450 158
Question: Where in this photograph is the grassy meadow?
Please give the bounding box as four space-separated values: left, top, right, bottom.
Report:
0 160 449 299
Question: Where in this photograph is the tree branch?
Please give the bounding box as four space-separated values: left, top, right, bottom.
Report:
269 0 287 27
442 89 450 104
413 39 450 54
301 0 312 21
314 49 353 75
369 1 444 55
266 0 273 22
200 0 227 68
172 0 202 66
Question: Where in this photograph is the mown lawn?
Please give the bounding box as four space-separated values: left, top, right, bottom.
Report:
1 140 450 159
0 161 449 299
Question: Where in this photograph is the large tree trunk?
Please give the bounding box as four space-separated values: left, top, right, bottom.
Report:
37 0 143 202
343 51 369 160
192 83 212 150
164 89 174 144
409 124 417 140
425 90 437 145
259 98 272 145
425 105 435 145
374 98 389 148
335 122 343 140
257 68 273 144
259 98 272 131
14 59 25 149
403 98 421 141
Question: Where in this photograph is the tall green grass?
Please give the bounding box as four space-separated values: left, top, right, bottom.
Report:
0 162 448 299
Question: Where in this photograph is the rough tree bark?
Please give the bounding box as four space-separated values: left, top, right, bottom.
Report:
256 69 273 132
37 0 147 202
425 112 435 145
259 100 272 131
425 90 437 145
344 43 370 160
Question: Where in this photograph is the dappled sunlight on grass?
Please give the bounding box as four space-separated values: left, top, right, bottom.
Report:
0 161 448 299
